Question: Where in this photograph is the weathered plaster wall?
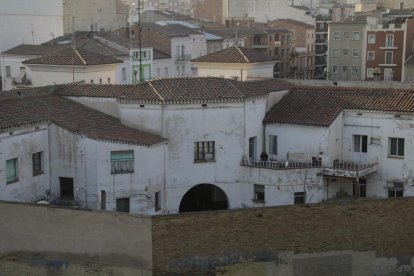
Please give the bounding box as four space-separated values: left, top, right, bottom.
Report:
28 64 118 87
48 124 166 214
0 126 50 202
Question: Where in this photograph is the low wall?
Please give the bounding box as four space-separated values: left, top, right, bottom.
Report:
152 197 414 275
0 201 152 271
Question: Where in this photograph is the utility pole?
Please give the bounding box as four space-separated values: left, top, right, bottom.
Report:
138 0 142 83
72 16 75 83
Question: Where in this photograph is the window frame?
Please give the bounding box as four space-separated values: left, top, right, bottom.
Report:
32 151 44 176
386 34 394 47
269 135 277 155
332 48 339 57
388 182 403 198
367 51 375 60
332 65 338 74
5 66 11 77
352 48 359 57
343 48 349 56
352 31 360 41
368 34 376 44
333 31 340 40
388 137 404 157
353 135 368 153
194 141 215 162
253 184 265 202
6 158 19 184
385 51 393 64
352 66 359 75
366 68 374 78
111 150 134 174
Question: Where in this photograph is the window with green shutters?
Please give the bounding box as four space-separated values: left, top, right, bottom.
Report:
111 151 134 174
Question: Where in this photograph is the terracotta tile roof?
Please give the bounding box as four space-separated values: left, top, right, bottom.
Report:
0 89 166 146
235 79 295 97
22 47 123 66
56 77 246 103
2 44 68 55
264 86 414 126
191 46 276 63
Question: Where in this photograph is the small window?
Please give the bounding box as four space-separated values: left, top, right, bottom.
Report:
352 31 360 41
367 51 375 60
90 79 94 84
294 192 305 204
99 78 102 84
332 66 338 74
269 135 277 155
353 178 366 197
116 198 130 213
386 34 394 47
343 48 348 56
332 48 339 57
352 48 359 57
164 67 168 77
107 77 111 84
154 191 161 210
111 150 134 174
343 32 349 39
388 182 403 198
6 158 18 184
389 138 404 157
343 66 347 73
368 34 376 44
366 68 374 78
333 31 340 40
194 141 215 162
32 152 43 176
122 68 126 80
385 51 393 64
353 135 368 153
352 66 359 75
254 184 265 202
5 66 11 77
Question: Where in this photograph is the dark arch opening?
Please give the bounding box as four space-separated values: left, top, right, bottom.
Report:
179 184 229 213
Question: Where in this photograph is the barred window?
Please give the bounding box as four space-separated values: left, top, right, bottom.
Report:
194 141 215 162
111 150 134 174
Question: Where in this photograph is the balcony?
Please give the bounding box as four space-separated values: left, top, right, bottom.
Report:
241 157 320 170
252 43 268 49
174 54 192 63
321 159 378 178
315 39 327 45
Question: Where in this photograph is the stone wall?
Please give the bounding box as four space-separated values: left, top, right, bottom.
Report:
0 201 152 272
152 197 414 274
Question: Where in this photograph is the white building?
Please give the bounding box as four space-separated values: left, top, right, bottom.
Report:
0 88 167 214
192 46 277 80
22 47 122 87
0 0 128 80
2 78 414 214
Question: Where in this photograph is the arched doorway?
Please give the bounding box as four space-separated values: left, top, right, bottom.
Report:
179 184 229 213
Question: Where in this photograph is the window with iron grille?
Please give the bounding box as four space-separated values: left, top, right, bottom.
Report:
111 150 134 174
194 141 215 162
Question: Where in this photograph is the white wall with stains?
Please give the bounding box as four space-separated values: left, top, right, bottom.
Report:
0 125 50 202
